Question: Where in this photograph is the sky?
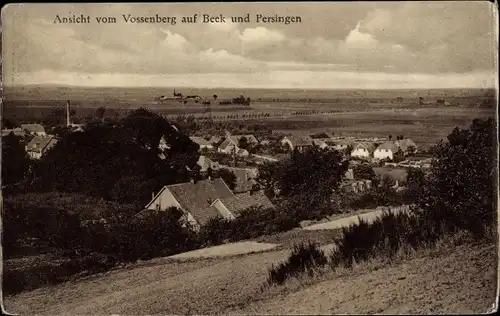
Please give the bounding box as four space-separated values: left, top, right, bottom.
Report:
1 2 498 89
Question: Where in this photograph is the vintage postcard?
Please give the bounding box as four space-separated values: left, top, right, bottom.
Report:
1 2 498 314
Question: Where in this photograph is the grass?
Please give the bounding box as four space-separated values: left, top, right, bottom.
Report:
266 207 496 286
267 242 328 285
4 233 495 315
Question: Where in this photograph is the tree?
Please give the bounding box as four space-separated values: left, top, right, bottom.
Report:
405 167 426 202
2 118 18 129
407 145 416 156
32 109 200 205
1 134 32 187
213 169 237 191
96 107 106 119
419 118 495 237
353 164 375 181
238 136 249 150
260 147 348 216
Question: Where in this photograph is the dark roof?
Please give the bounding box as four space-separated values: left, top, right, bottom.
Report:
229 135 258 144
219 190 275 216
155 178 235 226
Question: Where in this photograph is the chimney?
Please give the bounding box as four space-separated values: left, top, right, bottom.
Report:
208 176 212 180
66 100 71 127
152 192 155 199
190 178 195 184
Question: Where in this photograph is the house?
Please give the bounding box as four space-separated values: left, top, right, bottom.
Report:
280 135 314 152
144 178 236 230
331 139 354 152
218 134 258 155
394 139 418 155
197 155 221 173
25 135 58 159
310 132 334 143
1 128 25 137
211 190 275 218
21 124 46 136
190 136 215 150
374 141 399 160
221 166 259 193
351 142 375 159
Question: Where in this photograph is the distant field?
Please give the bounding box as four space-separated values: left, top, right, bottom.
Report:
2 86 495 149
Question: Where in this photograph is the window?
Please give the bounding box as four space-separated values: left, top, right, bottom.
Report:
385 149 388 152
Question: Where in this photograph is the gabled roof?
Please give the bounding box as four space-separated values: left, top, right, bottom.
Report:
21 123 45 134
376 141 398 152
352 142 375 154
190 136 214 146
25 135 58 153
228 134 258 145
146 178 235 226
310 132 334 139
283 135 314 147
217 190 275 216
333 139 354 147
218 138 234 151
1 128 25 137
197 155 220 172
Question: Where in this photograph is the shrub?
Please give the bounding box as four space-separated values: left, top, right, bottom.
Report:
267 242 327 285
199 206 299 246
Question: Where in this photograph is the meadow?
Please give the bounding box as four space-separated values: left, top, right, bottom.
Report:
2 85 496 150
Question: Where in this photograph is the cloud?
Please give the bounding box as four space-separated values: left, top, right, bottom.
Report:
1 2 497 88
238 27 286 45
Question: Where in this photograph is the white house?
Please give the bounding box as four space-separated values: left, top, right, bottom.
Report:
351 142 375 159
281 135 314 152
144 178 236 231
190 136 215 150
374 141 399 160
25 135 58 159
331 139 354 153
21 124 46 136
218 134 257 155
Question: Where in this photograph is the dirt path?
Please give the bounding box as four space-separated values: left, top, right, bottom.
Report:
166 241 280 260
229 244 497 314
4 242 496 315
303 205 409 231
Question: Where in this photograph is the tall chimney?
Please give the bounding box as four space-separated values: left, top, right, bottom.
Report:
66 100 71 127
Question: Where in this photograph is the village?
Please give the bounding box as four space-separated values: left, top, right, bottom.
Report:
1 99 434 231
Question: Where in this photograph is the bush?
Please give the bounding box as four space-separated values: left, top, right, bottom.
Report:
199 206 299 246
267 242 327 285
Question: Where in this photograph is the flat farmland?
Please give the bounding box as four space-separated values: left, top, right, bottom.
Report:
2 86 495 150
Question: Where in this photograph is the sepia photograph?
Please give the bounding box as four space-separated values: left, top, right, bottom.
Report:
1 2 498 314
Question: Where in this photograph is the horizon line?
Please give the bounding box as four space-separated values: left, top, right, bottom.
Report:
3 83 497 91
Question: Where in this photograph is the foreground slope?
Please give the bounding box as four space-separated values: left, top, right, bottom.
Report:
4 241 496 315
